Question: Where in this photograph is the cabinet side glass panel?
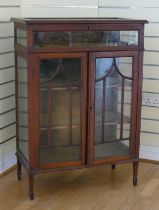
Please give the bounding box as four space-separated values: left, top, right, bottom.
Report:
94 57 132 159
16 28 27 47
39 58 82 164
17 56 28 159
34 31 138 48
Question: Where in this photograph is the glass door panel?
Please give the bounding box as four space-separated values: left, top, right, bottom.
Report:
90 53 134 162
38 55 86 166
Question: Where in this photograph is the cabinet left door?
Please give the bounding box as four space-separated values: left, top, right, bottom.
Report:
33 53 87 170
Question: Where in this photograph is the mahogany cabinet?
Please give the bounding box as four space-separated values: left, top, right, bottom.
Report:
12 18 147 200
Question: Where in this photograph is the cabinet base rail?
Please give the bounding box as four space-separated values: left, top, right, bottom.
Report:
16 157 139 200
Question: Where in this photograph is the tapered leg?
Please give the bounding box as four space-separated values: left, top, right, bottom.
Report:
17 159 21 180
133 161 138 186
112 164 116 170
29 174 34 200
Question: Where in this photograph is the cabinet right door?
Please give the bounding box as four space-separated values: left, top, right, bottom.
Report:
88 51 140 165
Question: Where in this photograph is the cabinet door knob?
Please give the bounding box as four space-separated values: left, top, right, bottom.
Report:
89 105 93 111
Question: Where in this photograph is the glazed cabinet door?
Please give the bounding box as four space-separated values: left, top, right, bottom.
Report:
88 51 139 165
34 53 87 169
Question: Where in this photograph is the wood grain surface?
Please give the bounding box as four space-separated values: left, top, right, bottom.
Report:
1 162 159 210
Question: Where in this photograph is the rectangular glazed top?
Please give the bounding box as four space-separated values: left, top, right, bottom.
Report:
11 17 148 25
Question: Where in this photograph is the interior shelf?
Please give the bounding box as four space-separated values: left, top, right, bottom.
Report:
40 86 80 91
40 145 81 163
40 110 130 128
94 141 129 159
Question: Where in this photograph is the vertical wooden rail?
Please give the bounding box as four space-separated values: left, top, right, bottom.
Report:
102 78 106 143
69 79 73 145
48 82 52 146
120 77 125 139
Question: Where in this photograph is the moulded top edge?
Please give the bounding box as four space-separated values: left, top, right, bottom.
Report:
10 17 148 25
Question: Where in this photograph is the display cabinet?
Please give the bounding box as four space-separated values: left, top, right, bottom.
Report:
12 18 147 200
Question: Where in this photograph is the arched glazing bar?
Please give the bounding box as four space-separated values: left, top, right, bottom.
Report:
95 57 132 82
40 59 82 84
112 58 132 80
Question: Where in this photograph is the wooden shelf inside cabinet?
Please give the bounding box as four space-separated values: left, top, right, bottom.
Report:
12 17 148 200
40 86 80 91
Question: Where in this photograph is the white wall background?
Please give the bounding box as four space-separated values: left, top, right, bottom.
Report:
1 0 159 174
0 0 21 173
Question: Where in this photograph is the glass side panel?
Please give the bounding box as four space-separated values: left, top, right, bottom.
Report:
16 28 27 47
34 31 138 48
39 58 82 164
17 56 28 159
94 57 132 159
